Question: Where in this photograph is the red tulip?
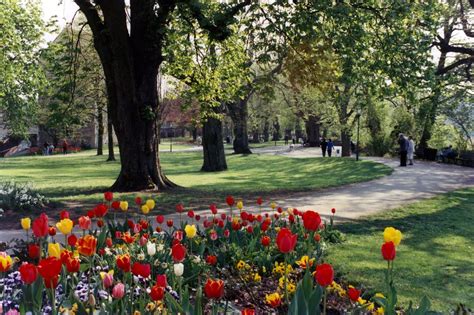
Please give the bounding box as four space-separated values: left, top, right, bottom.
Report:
195 215 201 221
104 191 113 201
28 244 40 259
166 219 174 227
116 254 131 272
242 309 255 315
87 210 95 218
314 233 321 242
156 215 164 224
348 287 360 302
210 204 218 215
32 213 49 238
187 210 195 218
132 262 151 278
66 258 80 273
246 226 253 234
381 241 396 261
156 274 167 287
302 210 321 231
206 255 217 266
176 203 184 213
59 210 70 220
77 216 91 230
315 263 334 287
276 228 297 253
171 243 186 262
257 197 263 206
68 234 78 247
331 208 336 214
218 220 224 228
223 229 230 238
226 195 235 207
94 204 108 217
19 263 38 284
204 278 224 300
174 230 183 241
261 235 271 247
48 226 56 236
149 284 165 301
111 201 121 210
38 257 62 288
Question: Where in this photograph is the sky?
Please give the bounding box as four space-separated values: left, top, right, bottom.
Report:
40 0 78 42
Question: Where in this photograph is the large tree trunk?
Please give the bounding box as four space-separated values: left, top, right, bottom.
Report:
227 98 252 154
273 118 281 141
97 106 104 155
106 109 115 161
201 116 227 172
341 130 351 157
305 115 321 147
263 119 270 142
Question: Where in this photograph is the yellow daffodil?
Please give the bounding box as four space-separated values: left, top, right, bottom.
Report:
21 217 31 230
236 200 243 210
48 243 61 258
145 199 155 210
120 201 128 211
141 205 150 214
56 218 74 235
184 224 197 239
383 227 402 246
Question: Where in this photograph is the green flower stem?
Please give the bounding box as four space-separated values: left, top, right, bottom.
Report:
323 287 327 315
284 253 289 305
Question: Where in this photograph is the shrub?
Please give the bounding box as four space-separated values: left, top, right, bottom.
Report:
0 181 47 211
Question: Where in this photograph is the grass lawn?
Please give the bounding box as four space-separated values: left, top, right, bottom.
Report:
326 188 474 312
0 149 391 212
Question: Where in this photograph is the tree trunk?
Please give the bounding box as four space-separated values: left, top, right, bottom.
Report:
252 131 259 143
106 109 115 161
201 116 227 172
263 119 270 142
341 130 351 157
227 98 252 154
305 115 321 147
97 106 104 155
192 126 197 141
273 118 281 141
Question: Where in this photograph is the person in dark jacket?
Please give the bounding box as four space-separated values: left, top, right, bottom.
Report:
327 139 334 157
320 138 328 157
398 133 408 166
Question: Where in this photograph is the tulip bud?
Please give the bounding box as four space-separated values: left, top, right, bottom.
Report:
147 242 156 256
173 263 184 277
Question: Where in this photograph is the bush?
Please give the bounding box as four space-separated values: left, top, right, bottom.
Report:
0 181 47 211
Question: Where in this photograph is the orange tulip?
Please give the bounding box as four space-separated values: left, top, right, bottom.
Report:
77 235 97 256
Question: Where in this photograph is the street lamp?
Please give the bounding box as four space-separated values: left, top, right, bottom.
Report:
170 123 173 153
356 108 361 161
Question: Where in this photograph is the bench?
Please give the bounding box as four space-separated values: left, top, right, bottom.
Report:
456 151 474 167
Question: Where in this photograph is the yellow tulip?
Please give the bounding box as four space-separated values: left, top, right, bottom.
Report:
141 205 150 214
145 199 155 210
56 218 74 235
48 243 61 258
270 202 277 210
184 224 197 239
236 201 243 210
21 217 31 230
383 227 402 246
0 253 13 272
120 201 128 211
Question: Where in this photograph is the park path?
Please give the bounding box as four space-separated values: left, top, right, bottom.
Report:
0 147 472 242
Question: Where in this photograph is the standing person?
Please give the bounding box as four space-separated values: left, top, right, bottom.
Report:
62 139 68 155
320 137 328 157
407 136 415 165
43 142 49 155
284 134 289 145
327 139 334 157
398 133 408 166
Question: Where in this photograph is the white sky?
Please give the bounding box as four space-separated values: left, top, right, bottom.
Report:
41 0 78 42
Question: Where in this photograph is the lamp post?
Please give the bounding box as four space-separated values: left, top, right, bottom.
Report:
170 123 173 153
356 109 361 161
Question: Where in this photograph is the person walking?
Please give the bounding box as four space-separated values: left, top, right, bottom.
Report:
327 139 334 157
320 138 327 157
62 139 68 155
398 133 408 166
407 136 415 165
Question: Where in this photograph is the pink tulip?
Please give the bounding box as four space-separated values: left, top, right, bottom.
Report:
112 283 125 299
103 273 114 288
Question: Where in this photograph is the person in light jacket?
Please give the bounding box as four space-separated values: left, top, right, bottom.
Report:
407 136 415 165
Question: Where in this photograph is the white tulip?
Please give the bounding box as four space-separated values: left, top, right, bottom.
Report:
147 242 156 256
174 263 184 277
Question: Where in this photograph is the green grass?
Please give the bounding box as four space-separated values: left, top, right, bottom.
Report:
0 149 391 211
326 188 474 312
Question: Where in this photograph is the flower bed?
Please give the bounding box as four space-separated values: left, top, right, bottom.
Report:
1 194 432 314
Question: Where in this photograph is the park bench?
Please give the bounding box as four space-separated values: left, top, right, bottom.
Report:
456 151 474 167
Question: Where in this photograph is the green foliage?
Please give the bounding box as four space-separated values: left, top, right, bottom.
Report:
0 0 45 136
